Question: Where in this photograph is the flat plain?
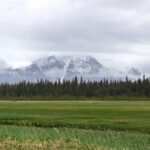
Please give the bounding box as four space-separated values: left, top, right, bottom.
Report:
0 101 150 149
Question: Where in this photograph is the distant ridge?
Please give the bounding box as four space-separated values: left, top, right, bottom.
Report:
0 55 143 83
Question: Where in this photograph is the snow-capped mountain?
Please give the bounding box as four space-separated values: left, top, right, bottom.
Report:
0 56 143 83
128 68 141 76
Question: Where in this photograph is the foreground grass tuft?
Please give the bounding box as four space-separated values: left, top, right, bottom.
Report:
0 125 150 150
0 139 108 150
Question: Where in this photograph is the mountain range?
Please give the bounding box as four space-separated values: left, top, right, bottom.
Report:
0 55 143 83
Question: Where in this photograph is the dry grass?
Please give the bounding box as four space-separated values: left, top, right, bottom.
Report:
0 139 110 150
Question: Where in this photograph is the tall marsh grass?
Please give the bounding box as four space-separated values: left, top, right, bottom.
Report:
0 125 149 150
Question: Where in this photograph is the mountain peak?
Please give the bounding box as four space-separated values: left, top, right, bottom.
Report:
47 55 57 62
128 68 141 76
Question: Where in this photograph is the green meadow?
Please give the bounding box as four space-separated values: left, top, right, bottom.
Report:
0 101 150 149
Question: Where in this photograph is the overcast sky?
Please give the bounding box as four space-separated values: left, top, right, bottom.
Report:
0 0 150 73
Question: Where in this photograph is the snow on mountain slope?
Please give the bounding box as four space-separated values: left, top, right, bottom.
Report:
32 56 66 81
0 56 143 83
60 57 72 82
65 56 103 81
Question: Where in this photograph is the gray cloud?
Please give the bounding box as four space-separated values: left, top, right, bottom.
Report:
0 0 150 73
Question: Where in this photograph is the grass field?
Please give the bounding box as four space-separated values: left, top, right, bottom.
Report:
0 101 150 149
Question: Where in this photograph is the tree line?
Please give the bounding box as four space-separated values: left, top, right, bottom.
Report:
0 76 149 100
